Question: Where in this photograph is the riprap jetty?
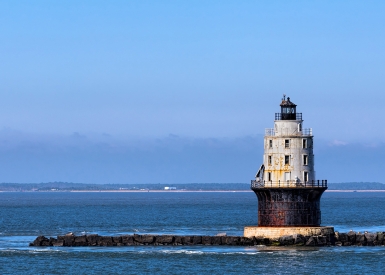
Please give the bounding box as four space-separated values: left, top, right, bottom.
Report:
30 231 385 247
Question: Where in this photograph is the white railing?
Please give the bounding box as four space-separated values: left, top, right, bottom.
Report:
264 128 313 137
265 128 275 136
251 180 327 188
302 128 312 136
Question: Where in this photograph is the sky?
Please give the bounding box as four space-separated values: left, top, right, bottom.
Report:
0 1 384 183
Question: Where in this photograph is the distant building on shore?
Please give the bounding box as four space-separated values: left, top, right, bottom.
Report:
164 187 177 190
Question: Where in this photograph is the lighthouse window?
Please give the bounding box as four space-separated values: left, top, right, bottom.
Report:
284 155 290 165
285 139 290 148
269 140 273 148
268 155 272 165
303 155 308 165
304 172 309 182
302 139 307 148
268 172 272 181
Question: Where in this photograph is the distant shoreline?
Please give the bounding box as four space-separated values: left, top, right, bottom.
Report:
2 190 385 193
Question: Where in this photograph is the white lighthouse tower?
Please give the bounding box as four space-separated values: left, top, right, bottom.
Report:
244 95 333 240
256 95 315 186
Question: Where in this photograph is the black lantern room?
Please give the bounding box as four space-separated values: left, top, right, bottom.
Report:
275 95 301 120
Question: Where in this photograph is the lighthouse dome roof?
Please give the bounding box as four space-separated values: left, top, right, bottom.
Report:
280 96 297 107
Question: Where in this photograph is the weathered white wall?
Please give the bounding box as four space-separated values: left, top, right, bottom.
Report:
262 119 315 183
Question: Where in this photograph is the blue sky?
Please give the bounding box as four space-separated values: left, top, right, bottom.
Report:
0 1 384 183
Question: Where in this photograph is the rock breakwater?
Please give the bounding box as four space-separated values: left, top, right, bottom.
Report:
30 231 385 247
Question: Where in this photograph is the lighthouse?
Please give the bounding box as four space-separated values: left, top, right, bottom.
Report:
244 95 334 239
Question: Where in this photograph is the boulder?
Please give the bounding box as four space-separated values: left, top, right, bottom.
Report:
121 235 134 245
155 235 174 245
347 231 356 244
86 234 99 246
212 236 222 245
377 232 384 243
355 233 365 246
112 236 122 245
293 234 306 246
253 237 265 245
240 237 254 246
98 236 113 246
334 232 340 242
202 236 213 245
316 236 327 246
49 237 57 246
305 236 316 246
278 235 295 246
52 240 64 246
74 235 88 246
181 236 194 245
364 233 377 246
30 236 49 246
174 236 183 245
192 236 202 245
222 236 240 245
338 233 348 243
63 235 75 246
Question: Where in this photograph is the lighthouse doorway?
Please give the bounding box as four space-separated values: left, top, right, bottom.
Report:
284 172 290 181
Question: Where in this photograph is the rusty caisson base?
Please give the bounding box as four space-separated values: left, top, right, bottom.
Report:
252 187 327 227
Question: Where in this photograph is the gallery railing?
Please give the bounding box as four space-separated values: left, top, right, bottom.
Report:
265 128 313 136
275 113 302 121
251 179 327 189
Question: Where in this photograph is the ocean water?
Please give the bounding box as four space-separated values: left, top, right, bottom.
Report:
1 191 385 274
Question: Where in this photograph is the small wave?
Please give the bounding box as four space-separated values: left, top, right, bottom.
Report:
134 248 262 255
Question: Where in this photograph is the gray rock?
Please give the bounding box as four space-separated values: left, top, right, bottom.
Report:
74 236 87 246
86 234 99 246
174 236 183 245
30 236 49 246
98 236 113 246
364 233 377 246
240 237 254 246
356 233 365 245
112 236 122 245
63 235 75 246
305 236 316 246
192 236 202 245
377 232 384 243
121 235 134 245
156 235 174 245
181 236 193 245
52 240 64 246
347 231 356 244
202 236 212 245
212 236 222 245
338 233 348 243
293 234 306 246
316 236 327 246
279 235 295 246
253 237 264 245
334 232 340 242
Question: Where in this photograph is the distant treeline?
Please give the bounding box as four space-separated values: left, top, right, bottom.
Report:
0 182 385 191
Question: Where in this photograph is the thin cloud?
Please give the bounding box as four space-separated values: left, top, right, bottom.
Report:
329 140 348 146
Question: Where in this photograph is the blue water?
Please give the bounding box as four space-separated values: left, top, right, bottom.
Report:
1 191 385 274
